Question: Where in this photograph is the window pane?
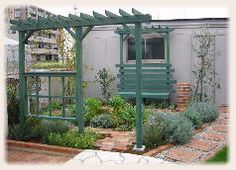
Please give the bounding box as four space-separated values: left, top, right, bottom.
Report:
128 37 165 60
128 37 135 60
145 38 164 59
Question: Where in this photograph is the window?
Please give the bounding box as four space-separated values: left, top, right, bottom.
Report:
127 37 165 61
14 9 21 18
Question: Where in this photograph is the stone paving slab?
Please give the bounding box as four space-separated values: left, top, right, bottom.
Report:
65 149 168 166
184 139 218 152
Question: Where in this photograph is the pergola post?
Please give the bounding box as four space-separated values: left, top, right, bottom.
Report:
19 31 26 132
165 33 170 64
75 26 84 133
134 22 144 150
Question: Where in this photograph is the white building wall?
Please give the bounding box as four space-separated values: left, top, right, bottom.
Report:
82 20 229 106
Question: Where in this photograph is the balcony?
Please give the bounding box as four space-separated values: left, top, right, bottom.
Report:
28 36 57 44
31 48 59 55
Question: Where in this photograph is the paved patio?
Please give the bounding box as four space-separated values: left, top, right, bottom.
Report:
7 146 74 164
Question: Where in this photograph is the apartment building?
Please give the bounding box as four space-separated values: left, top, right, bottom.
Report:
5 5 60 62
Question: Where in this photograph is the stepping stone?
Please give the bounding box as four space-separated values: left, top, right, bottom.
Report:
202 132 226 141
185 139 218 152
165 147 203 163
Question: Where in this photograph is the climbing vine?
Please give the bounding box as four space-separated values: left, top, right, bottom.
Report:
191 26 220 103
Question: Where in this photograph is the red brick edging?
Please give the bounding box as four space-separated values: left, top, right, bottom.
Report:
143 144 174 156
7 140 82 155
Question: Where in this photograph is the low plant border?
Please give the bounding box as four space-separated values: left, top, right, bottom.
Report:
142 122 207 156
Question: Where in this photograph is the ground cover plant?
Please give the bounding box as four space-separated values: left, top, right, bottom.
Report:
206 146 228 163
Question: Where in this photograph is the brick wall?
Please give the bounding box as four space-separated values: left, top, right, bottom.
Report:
176 82 191 111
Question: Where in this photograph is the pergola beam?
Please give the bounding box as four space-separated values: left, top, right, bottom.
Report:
82 26 93 39
22 30 34 44
65 27 77 39
115 25 175 35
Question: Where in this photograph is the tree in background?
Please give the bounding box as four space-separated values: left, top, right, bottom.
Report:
96 68 116 103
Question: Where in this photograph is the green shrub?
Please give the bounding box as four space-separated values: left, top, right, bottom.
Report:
108 96 126 112
187 102 219 123
113 103 136 131
184 108 203 129
40 120 70 143
7 79 20 126
144 112 193 147
8 117 42 141
7 97 20 126
96 68 116 103
47 129 101 149
144 112 169 147
90 113 114 128
143 107 155 124
84 98 103 124
167 114 193 144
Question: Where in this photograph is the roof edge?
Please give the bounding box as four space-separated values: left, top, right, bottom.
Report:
151 18 229 22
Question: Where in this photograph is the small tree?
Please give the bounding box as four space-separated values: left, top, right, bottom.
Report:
96 68 116 103
191 26 220 103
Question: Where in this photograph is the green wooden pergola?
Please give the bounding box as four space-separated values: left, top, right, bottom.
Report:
10 8 152 149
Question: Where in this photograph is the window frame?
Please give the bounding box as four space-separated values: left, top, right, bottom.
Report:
126 34 166 64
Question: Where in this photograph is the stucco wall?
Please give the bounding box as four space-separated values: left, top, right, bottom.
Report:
82 19 229 106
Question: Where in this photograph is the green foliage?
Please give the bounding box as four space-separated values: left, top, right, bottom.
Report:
50 101 62 110
206 146 228 163
47 129 101 149
84 98 103 124
31 62 67 69
144 112 193 147
168 104 177 111
90 113 114 128
8 118 42 141
167 114 193 144
40 119 70 143
108 96 126 112
113 103 136 131
187 102 219 123
7 79 20 126
96 68 116 103
184 108 203 129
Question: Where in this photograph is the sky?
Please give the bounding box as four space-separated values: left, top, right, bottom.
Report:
40 5 229 19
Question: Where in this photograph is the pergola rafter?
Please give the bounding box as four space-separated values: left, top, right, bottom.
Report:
115 25 175 35
10 8 151 31
11 8 152 150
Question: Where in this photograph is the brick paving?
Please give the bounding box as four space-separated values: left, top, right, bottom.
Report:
154 111 229 164
95 129 135 152
184 139 218 152
165 147 203 163
7 146 74 164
